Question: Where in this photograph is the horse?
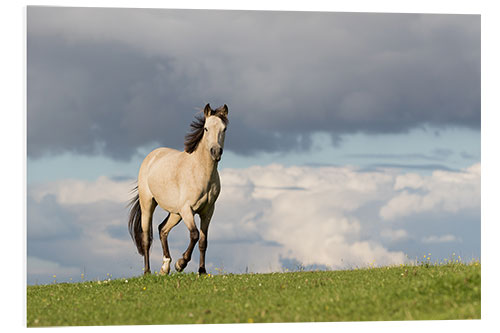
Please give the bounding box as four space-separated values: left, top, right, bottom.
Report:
128 104 228 275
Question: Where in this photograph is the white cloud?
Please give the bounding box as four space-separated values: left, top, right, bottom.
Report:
379 163 480 221
393 172 425 190
29 176 134 205
217 164 406 269
27 163 480 283
380 229 409 242
421 234 461 243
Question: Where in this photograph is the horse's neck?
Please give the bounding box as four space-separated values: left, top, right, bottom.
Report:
190 142 218 180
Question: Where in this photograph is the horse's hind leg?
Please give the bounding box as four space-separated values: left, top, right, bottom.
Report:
175 206 199 272
140 195 157 275
158 212 182 275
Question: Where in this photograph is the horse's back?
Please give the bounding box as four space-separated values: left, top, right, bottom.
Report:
138 147 182 190
140 147 181 172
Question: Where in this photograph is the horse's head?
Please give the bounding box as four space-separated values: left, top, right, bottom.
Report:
203 104 228 162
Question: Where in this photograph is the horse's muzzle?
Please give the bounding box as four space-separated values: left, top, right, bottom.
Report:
210 146 223 162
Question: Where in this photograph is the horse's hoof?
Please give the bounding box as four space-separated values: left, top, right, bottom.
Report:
175 259 186 272
198 267 207 275
143 270 151 276
160 257 171 275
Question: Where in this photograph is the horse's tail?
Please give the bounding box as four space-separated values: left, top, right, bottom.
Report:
127 186 151 256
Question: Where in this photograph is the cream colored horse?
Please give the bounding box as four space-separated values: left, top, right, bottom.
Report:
128 104 228 275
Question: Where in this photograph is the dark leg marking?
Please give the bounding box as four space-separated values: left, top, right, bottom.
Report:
175 229 199 272
198 207 213 275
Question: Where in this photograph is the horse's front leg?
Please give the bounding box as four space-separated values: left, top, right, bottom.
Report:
198 206 214 275
175 206 199 272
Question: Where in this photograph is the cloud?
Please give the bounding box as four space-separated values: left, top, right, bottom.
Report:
28 256 81 282
346 149 455 162
29 176 134 205
217 165 408 269
27 163 480 284
27 177 142 284
27 194 82 241
380 229 409 242
367 163 459 172
27 7 480 160
379 163 480 221
421 234 462 243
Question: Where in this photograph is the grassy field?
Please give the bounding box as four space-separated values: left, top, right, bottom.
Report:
27 262 480 326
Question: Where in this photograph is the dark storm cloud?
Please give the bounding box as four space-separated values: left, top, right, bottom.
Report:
27 37 195 159
27 7 480 160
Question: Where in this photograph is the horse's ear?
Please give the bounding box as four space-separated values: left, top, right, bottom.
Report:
217 104 228 117
203 104 212 117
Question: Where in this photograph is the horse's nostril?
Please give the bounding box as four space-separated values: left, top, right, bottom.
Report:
219 148 223 155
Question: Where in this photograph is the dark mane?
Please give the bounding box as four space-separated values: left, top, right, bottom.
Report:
184 115 205 153
184 113 228 154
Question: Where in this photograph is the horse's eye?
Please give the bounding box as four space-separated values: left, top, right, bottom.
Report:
204 128 208 132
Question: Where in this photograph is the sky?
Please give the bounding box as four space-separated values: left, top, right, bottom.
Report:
26 6 480 285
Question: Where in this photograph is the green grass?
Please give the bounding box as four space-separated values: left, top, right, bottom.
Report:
27 263 480 326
